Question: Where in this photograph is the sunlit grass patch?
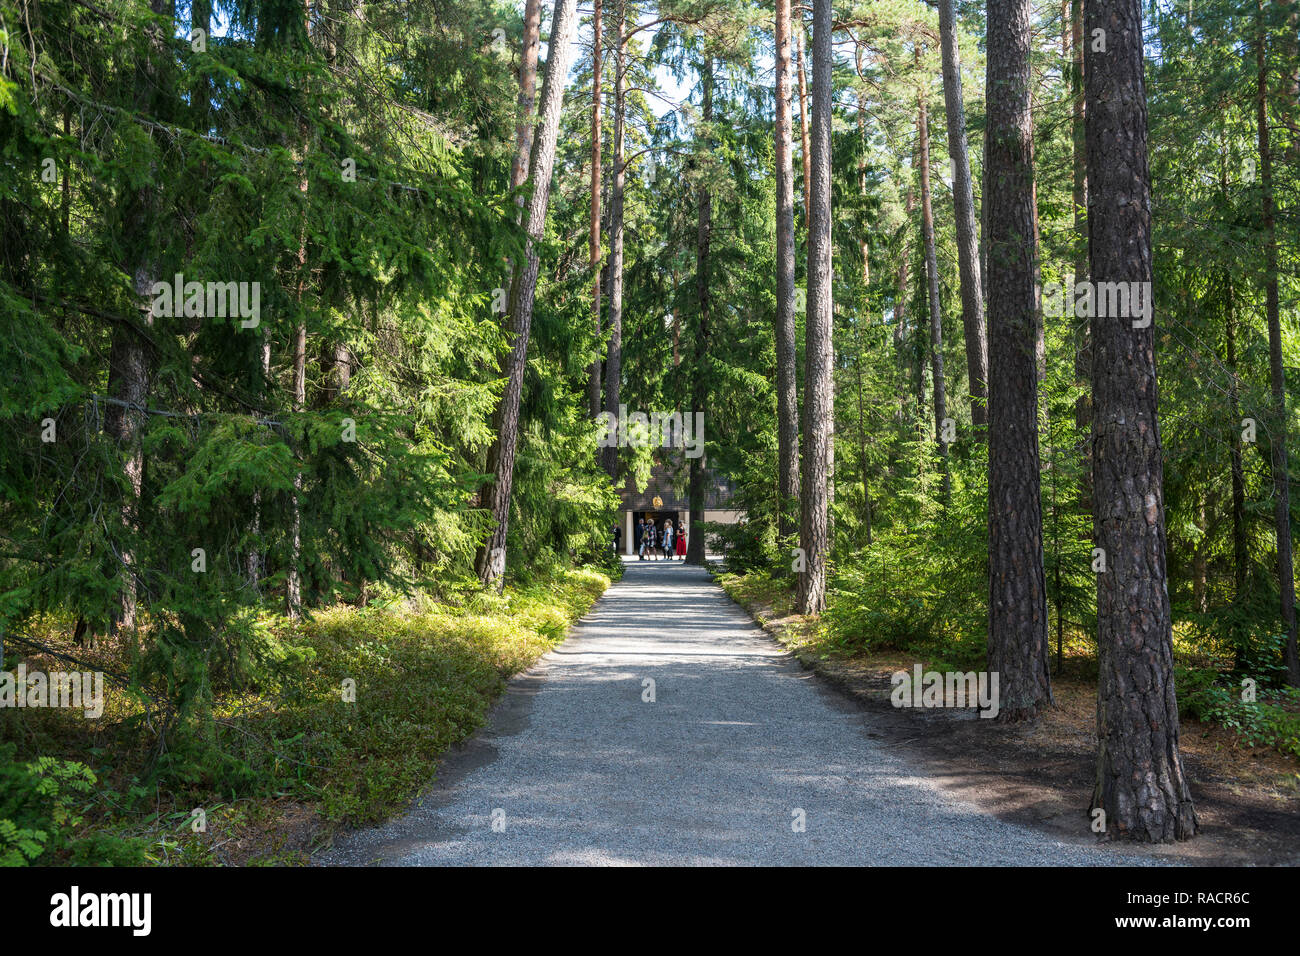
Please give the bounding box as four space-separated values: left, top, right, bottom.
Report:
0 566 611 864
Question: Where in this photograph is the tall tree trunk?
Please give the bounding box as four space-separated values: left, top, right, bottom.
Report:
856 48 870 288
796 0 832 615
980 131 988 308
1086 0 1197 839
908 141 923 419
104 298 154 633
1226 273 1248 599
1193 501 1209 613
1257 1 1300 684
249 338 271 591
192 0 212 138
511 0 543 198
918 84 950 501
602 0 626 479
288 319 305 618
671 269 681 367
476 0 580 589
1277 0 1299 155
288 0 314 620
1071 0 1091 504
105 0 173 632
854 328 874 546
1049 403 1064 673
895 171 913 358
937 0 988 433
686 55 714 565
1216 137 1247 600
587 0 604 420
289 155 307 615
60 105 72 237
985 0 1052 721
1070 0 1087 303
795 15 812 230
775 0 801 540
104 312 151 632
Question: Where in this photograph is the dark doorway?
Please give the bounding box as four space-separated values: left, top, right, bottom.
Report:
633 511 683 558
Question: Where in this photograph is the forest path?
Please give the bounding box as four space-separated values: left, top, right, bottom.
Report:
316 559 1163 866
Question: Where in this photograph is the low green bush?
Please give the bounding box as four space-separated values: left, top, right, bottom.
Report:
0 745 148 865
1176 666 1300 759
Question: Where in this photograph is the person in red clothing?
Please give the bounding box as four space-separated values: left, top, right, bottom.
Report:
675 523 688 560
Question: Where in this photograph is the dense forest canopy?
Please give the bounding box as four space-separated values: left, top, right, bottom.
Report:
1 0 1297 850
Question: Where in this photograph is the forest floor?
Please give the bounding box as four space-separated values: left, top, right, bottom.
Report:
717 569 1300 866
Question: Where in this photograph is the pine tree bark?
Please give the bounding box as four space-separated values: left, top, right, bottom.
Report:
908 141 923 419
937 0 988 433
985 0 1052 721
795 15 812 231
796 0 832 614
895 173 913 358
1256 1 1300 684
854 328 874 546
103 288 153 633
1086 0 1197 838
587 0 604 420
980 128 988 308
686 55 714 565
918 85 950 501
1070 0 1087 304
774 0 801 541
476 0 580 589
602 0 627 479
856 47 870 288
1071 0 1091 510
511 0 543 198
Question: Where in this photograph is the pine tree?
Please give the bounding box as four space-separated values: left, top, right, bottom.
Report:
984 0 1052 720
1086 0 1197 838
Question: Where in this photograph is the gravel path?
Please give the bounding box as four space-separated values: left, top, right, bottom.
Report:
317 559 1164 866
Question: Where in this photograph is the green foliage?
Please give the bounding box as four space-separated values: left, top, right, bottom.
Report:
0 0 619 726
0 566 607 861
1177 667 1300 759
823 459 988 671
0 745 145 865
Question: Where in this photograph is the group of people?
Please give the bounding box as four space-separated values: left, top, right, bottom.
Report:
633 516 687 560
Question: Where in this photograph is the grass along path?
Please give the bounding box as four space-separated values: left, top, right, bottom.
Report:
1 566 612 866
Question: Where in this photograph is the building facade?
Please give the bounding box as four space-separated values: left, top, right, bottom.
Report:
617 456 742 555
